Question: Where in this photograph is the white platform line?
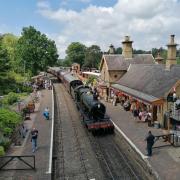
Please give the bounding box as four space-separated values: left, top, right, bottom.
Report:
111 120 148 159
46 83 55 174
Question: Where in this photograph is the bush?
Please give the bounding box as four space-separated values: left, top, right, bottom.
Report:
3 127 13 137
2 92 19 105
20 85 33 93
0 137 11 151
0 146 5 156
0 108 22 130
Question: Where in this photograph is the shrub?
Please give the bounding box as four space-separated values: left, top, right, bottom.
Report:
20 85 33 93
0 146 5 156
2 92 19 105
0 108 22 130
0 137 11 151
3 127 13 137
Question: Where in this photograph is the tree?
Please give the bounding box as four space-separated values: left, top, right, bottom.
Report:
16 26 59 75
0 37 10 72
62 58 71 67
152 47 167 64
65 42 86 67
115 47 122 54
1 34 18 70
83 45 102 69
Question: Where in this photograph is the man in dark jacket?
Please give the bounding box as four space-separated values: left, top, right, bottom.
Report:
31 127 38 153
145 131 155 156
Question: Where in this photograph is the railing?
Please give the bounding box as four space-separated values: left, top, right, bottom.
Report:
153 133 180 148
0 155 35 170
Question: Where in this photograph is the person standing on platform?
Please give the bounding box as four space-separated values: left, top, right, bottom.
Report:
145 131 155 156
43 107 49 120
31 127 38 153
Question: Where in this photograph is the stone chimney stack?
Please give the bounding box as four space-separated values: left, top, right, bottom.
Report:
109 44 115 54
122 36 133 59
155 51 164 64
166 35 177 69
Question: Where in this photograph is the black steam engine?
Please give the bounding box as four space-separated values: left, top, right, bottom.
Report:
48 67 114 134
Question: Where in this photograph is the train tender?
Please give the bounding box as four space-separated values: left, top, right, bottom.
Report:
63 73 83 94
74 86 114 133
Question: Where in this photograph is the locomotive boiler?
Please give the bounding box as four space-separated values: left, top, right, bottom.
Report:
75 86 114 133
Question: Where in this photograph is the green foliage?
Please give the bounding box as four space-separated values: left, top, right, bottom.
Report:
62 58 72 67
152 47 167 60
0 74 17 95
19 85 33 93
177 57 180 64
3 127 13 137
85 75 96 86
0 137 11 150
66 42 86 67
0 108 22 131
83 45 102 69
16 26 59 75
7 71 26 83
0 37 10 72
0 146 5 156
115 47 122 54
2 92 19 105
1 34 19 70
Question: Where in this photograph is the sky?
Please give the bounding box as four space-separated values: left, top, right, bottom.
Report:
0 0 180 58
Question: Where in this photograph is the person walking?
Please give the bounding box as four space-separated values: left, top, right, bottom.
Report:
145 131 155 156
43 107 49 120
31 127 38 153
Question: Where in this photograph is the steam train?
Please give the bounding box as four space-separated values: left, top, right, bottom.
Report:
48 67 114 134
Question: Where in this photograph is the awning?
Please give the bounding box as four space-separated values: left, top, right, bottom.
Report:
111 84 163 105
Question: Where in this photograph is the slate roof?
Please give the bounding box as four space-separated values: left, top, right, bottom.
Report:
115 64 180 99
101 54 155 71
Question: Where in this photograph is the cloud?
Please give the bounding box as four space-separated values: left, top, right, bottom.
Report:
79 0 91 3
37 0 180 58
37 0 50 9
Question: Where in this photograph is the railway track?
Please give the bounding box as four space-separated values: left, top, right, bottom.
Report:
87 133 140 180
53 83 95 179
52 81 141 180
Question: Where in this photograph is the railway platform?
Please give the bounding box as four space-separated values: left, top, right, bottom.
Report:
103 101 180 180
0 88 53 180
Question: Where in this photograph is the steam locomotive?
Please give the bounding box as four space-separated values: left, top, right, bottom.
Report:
48 67 114 134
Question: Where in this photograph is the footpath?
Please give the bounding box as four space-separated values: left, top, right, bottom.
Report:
103 101 180 180
0 88 53 180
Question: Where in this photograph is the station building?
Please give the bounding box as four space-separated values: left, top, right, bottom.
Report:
99 35 155 99
99 35 180 131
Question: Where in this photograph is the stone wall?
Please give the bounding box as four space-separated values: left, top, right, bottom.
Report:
114 130 160 180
